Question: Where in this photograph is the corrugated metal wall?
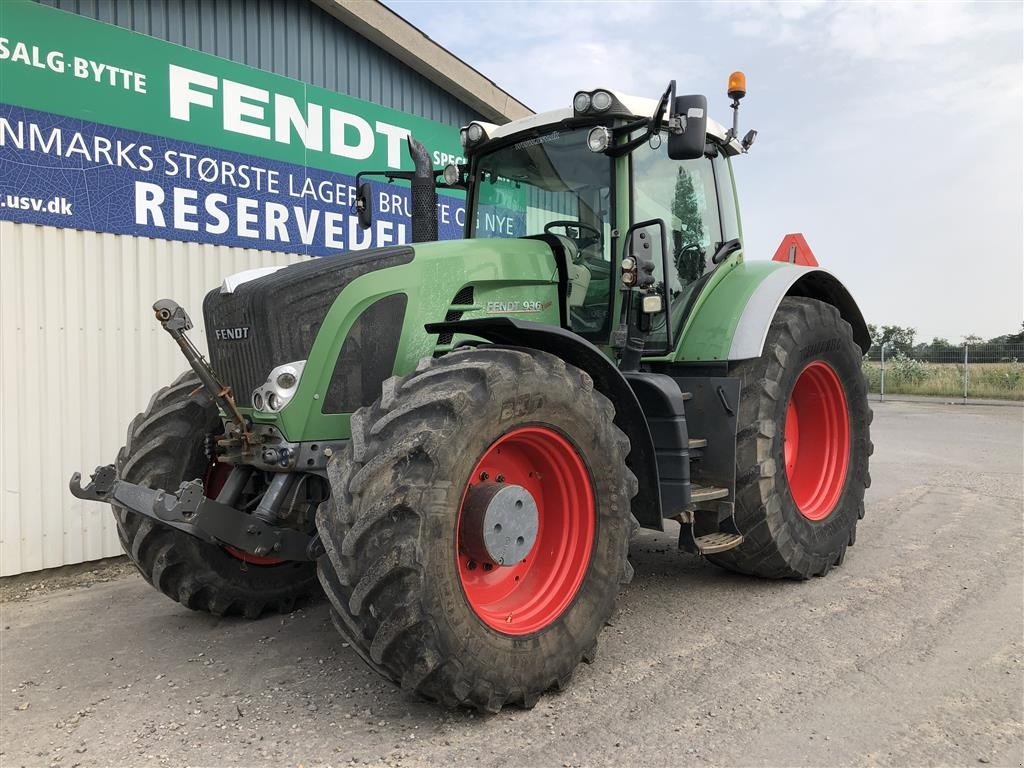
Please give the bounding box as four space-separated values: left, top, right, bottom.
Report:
0 222 305 575
0 2 483 574
35 0 482 127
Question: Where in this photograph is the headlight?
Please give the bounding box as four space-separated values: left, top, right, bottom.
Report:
251 360 306 413
442 163 461 186
591 90 613 111
459 128 468 148
587 126 612 153
573 92 592 113
466 123 485 143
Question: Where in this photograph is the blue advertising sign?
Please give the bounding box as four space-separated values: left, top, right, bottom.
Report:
0 1 468 253
0 104 464 256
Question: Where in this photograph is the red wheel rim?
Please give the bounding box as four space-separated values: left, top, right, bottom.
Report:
784 361 851 521
457 426 595 635
203 460 286 566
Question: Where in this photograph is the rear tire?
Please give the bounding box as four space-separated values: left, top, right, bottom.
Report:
316 347 637 712
113 372 319 617
707 298 872 579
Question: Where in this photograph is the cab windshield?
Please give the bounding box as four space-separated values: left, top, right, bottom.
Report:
469 127 615 337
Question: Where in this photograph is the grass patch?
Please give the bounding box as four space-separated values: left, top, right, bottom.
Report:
861 360 1024 401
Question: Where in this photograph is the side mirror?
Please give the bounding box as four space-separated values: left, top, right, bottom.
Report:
355 182 373 229
667 95 708 160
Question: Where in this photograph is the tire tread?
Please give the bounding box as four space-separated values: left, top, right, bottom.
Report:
113 373 318 618
317 348 638 711
708 298 872 579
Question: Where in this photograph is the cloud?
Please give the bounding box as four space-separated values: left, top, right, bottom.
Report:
825 2 1002 61
390 1 709 111
386 0 1024 340
716 0 1020 64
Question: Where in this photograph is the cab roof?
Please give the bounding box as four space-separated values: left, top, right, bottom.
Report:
472 89 743 156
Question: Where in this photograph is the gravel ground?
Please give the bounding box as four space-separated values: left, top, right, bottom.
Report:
2 400 1022 768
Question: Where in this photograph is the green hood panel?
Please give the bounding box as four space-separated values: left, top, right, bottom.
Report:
262 239 561 441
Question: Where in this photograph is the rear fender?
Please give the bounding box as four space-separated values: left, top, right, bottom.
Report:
674 261 870 362
425 318 664 530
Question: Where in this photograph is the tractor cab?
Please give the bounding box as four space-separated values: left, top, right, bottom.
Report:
454 78 754 357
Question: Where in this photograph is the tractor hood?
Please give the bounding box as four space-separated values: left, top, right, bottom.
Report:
203 246 415 408
203 238 562 430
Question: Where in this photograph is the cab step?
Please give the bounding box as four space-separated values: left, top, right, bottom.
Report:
690 484 728 504
692 531 744 555
675 495 744 556
688 437 707 450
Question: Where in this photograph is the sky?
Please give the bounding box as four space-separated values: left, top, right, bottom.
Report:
387 0 1023 343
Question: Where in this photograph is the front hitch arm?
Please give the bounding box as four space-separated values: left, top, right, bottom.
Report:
152 298 254 448
70 466 321 561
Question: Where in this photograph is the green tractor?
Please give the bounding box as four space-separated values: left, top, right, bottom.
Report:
72 73 871 712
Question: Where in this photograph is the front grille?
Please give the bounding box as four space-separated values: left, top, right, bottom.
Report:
203 247 413 406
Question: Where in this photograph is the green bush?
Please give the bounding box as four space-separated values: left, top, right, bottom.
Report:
861 359 881 390
860 359 1023 401
886 354 928 386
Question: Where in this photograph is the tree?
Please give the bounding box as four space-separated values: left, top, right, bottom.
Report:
867 323 1023 360
869 324 916 356
912 337 957 361
994 323 1024 346
672 168 704 242
978 324 1024 347
671 168 705 283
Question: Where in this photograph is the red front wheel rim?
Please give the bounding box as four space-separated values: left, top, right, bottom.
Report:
203 460 286 566
457 426 595 635
784 361 851 521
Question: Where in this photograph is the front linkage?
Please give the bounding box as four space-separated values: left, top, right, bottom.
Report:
70 299 324 562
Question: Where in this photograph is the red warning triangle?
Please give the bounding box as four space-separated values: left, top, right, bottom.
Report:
772 233 818 267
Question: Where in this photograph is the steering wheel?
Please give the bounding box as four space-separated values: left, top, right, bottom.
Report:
544 220 603 253
674 243 706 285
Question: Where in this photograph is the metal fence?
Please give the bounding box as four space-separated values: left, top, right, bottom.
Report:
862 343 1024 402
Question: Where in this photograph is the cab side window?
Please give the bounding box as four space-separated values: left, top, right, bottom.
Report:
713 152 741 242
631 138 723 339
670 159 721 285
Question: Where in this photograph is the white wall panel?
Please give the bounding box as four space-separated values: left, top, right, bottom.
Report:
0 222 306 575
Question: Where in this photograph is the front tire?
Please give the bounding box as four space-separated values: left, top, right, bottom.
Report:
316 347 637 712
114 372 319 617
707 298 872 579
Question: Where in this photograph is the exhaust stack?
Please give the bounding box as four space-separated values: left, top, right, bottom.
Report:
407 136 438 243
